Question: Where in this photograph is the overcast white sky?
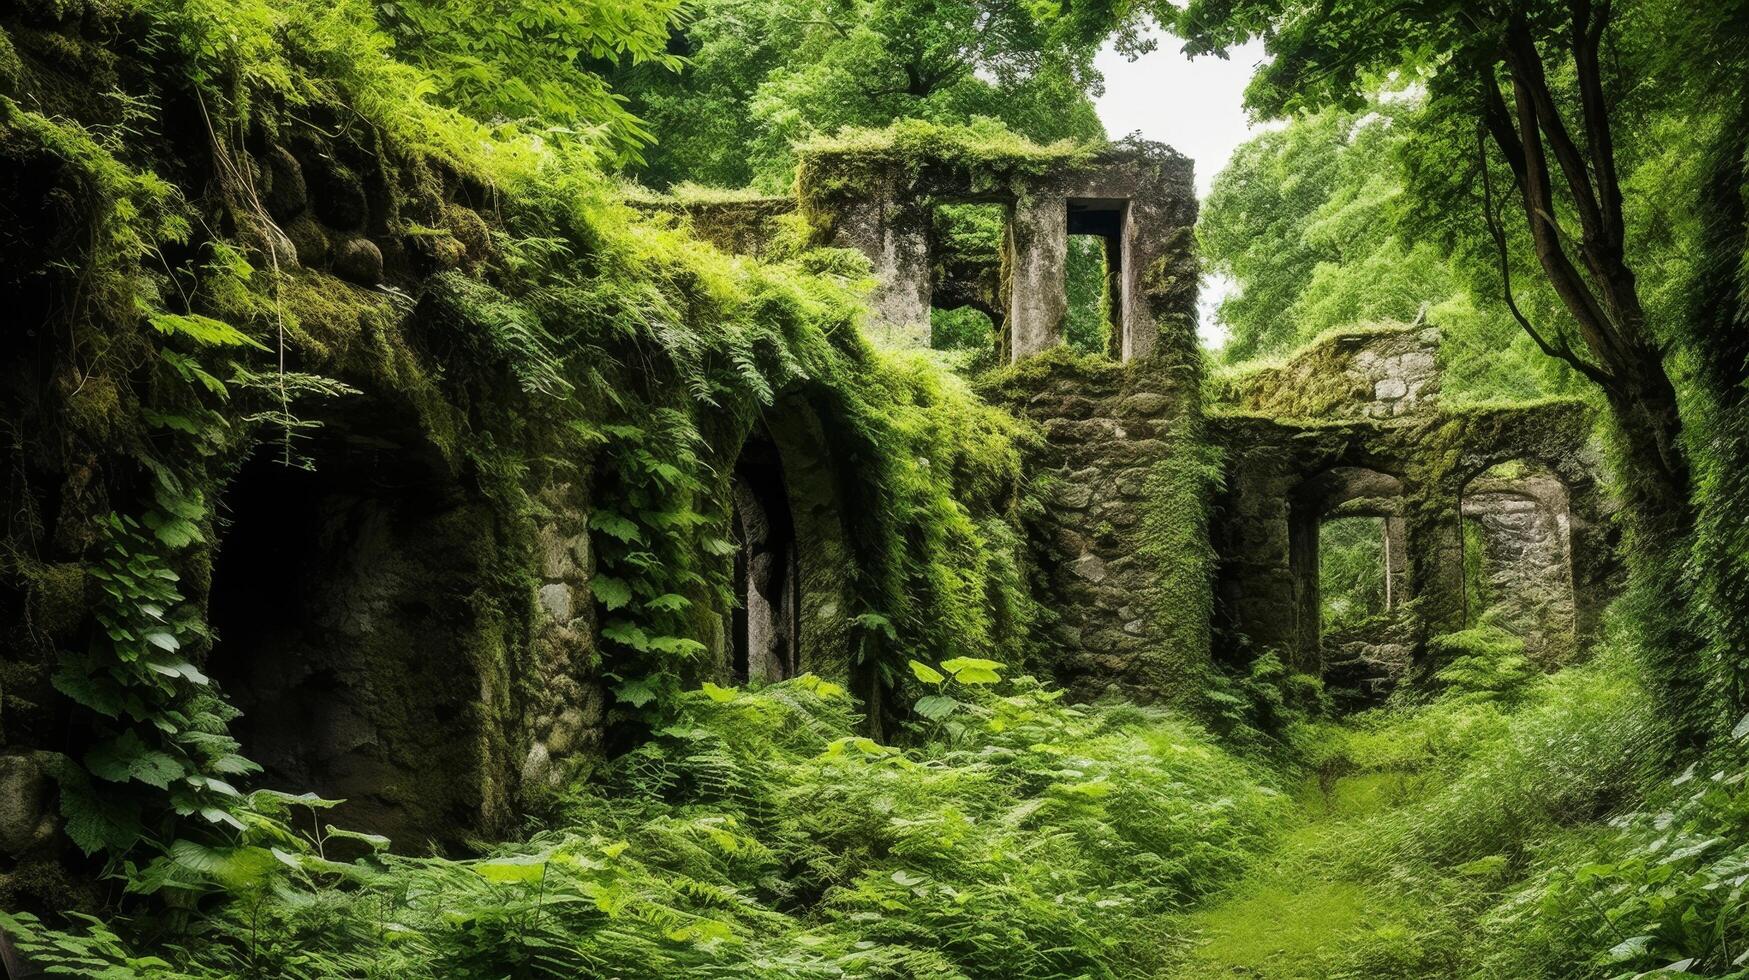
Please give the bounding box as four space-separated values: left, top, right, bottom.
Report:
1093 28 1271 346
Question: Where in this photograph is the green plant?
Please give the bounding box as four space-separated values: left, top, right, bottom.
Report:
1429 620 1539 706
49 513 257 857
2 672 1287 978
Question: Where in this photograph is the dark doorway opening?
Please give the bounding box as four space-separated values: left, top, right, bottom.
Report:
206 425 489 849
729 431 799 684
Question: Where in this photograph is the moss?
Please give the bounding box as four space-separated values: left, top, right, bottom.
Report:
10 0 127 24
284 212 329 266
975 343 1127 394
402 226 467 272
0 29 22 96
1138 411 1222 704
619 181 781 206
798 118 1096 193
22 561 85 641
1213 320 1428 416
279 269 465 461
796 119 1101 238
7 25 118 93
440 201 493 263
61 373 120 442
0 857 102 917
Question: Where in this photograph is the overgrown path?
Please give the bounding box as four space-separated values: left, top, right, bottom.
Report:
1163 772 1437 979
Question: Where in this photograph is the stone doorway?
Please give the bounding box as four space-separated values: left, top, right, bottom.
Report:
1459 460 1579 663
206 422 497 849
729 431 799 684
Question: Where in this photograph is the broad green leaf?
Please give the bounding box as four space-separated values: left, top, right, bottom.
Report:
143 631 181 653
86 731 183 789
590 576 634 610
940 657 1003 685
914 694 959 720
647 634 706 656
325 825 392 852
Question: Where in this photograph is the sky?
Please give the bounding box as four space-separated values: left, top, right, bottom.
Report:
1092 29 1272 346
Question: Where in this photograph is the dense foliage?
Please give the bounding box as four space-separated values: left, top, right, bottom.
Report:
1179 0 1749 750
0 668 1285 977
1199 99 1576 401
606 0 1110 189
6 0 1749 976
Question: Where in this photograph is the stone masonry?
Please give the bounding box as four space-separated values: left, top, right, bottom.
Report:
1212 324 1617 692
797 138 1198 361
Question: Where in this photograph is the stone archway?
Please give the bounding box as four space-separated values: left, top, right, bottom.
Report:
1289 466 1412 703
729 430 799 684
1458 460 1580 663
717 392 859 689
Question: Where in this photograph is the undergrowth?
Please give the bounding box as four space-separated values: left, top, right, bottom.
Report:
1257 634 1744 979
0 665 1285 978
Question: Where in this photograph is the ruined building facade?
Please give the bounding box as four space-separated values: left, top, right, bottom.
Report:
676 138 1616 705
0 112 1617 895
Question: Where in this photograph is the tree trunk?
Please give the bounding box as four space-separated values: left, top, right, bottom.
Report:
1477 7 1709 748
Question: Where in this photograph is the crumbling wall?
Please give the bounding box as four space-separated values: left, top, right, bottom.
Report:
796 129 1197 361
628 195 797 258
984 344 1212 704
1223 324 1443 420
1210 326 1616 692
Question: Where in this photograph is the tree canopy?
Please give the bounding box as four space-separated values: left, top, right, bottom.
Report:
609 0 1111 189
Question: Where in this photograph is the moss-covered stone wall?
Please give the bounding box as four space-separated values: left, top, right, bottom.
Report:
1210 324 1618 691
794 126 1198 361
1219 323 1444 420
0 1 1036 909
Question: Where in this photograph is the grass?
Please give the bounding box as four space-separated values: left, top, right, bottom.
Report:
1166 650 1658 979
1165 772 1439 979
1 626 1696 979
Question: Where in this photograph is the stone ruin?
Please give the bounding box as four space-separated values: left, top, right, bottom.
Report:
1211 326 1617 699
800 139 1199 361
0 130 1624 881
659 137 1201 362
654 142 1618 706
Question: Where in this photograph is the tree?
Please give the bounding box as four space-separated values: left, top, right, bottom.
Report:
612 0 1109 189
1175 0 1716 743
376 0 686 163
1180 0 1685 534
1201 100 1575 399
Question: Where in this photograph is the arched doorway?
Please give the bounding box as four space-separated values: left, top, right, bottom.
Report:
728 430 798 684
205 417 498 849
1458 459 1579 663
